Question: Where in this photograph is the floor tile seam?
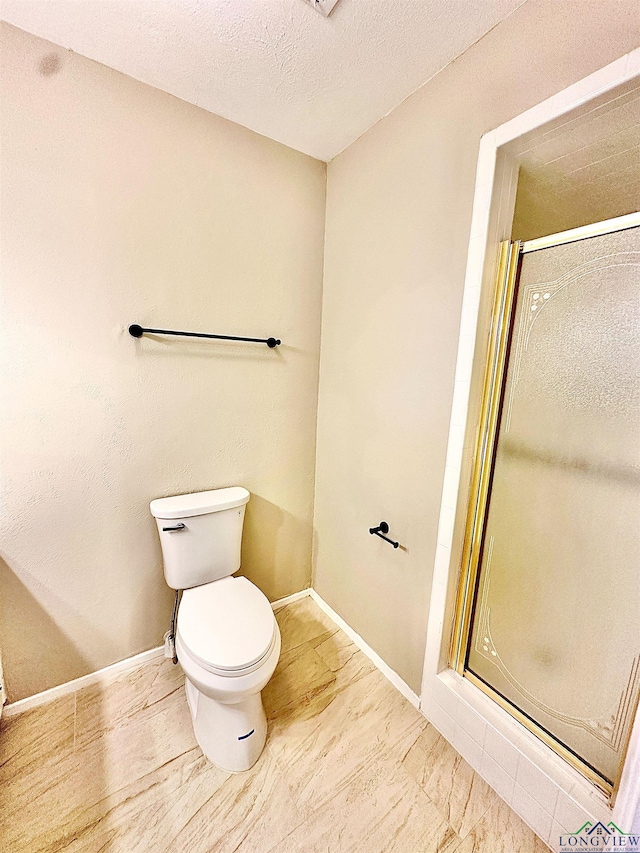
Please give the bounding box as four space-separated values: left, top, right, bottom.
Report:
272 749 462 853
0 736 44 772
6 768 148 853
393 751 444 809
0 731 79 785
345 777 460 853
0 703 76 768
75 690 191 751
141 682 186 712
265 660 351 727
323 663 379 697
394 743 475 846
454 778 501 846
40 800 122 853
104 751 229 846
287 641 373 692
258 810 309 853
253 746 310 853
266 635 340 715
278 626 340 657
288 741 422 826
314 641 377 676
63 742 206 827
279 632 337 667
267 765 359 844
439 828 468 853
271 661 392 733
400 761 468 838
71 713 162 753
269 672 340 718
72 658 167 700
456 795 505 845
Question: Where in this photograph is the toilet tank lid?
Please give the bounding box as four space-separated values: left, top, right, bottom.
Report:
150 487 250 519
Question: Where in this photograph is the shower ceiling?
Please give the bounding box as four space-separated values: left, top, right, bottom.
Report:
511 79 640 240
0 0 524 161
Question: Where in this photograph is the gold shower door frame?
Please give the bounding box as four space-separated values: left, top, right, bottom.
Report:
449 212 640 802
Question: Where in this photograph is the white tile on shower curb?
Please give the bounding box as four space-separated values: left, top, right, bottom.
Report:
512 783 554 844
516 757 559 816
432 678 459 723
429 701 457 744
483 724 520 779
548 820 569 852
553 792 595 836
479 751 516 805
420 692 433 720
456 701 486 748
453 723 484 771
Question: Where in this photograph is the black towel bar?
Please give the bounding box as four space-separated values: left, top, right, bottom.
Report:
129 324 281 348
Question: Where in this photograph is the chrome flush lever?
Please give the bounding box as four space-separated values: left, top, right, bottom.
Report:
162 523 186 532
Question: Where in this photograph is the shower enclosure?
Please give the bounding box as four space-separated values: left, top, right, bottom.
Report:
450 212 640 800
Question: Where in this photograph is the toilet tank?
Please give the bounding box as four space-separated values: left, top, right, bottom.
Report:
150 487 250 590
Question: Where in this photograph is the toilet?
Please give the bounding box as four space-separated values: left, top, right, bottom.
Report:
150 487 281 772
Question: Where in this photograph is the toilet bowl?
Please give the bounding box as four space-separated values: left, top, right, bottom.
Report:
175 575 281 771
150 487 280 772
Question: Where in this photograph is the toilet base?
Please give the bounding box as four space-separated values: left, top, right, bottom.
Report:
185 680 267 772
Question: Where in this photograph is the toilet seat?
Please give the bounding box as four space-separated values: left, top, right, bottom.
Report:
177 576 277 677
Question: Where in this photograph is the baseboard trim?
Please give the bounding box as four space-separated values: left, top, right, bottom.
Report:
309 589 420 709
3 589 312 717
3 646 165 718
5 585 419 718
270 588 311 610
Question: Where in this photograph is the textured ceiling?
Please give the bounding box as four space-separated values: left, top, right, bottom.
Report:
0 0 525 161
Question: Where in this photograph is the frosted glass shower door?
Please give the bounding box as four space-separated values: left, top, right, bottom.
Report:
465 221 640 790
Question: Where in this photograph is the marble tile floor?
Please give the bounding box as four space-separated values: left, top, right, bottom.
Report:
0 596 551 852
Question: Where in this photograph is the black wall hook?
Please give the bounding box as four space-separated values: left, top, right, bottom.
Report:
369 521 399 549
129 324 281 348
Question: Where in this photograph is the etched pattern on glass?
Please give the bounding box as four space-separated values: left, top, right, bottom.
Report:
467 226 640 785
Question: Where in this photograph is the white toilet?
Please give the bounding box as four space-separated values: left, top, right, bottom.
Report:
150 487 281 772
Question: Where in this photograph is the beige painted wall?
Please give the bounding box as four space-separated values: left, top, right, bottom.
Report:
2 4 639 706
314 0 640 694
0 23 326 701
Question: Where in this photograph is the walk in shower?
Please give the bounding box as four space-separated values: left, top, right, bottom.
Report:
450 212 640 799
